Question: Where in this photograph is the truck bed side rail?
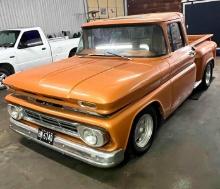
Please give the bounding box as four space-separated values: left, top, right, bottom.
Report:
188 34 213 47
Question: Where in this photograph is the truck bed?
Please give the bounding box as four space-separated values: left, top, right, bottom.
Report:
48 37 80 62
188 34 213 47
188 34 217 82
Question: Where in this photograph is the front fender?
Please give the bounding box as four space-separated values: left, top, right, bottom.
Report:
0 48 18 72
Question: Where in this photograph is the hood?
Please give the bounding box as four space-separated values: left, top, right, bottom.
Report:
5 56 162 114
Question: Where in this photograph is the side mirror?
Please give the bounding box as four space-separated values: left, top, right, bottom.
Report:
191 46 196 51
18 42 28 49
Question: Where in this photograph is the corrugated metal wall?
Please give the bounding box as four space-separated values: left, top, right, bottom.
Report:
0 0 87 35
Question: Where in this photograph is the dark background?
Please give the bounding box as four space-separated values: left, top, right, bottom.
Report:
184 1 220 55
127 0 220 55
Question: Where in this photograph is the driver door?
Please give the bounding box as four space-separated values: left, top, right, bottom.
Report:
167 22 196 111
16 30 52 71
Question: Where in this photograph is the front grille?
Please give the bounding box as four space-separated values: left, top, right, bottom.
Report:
23 109 80 137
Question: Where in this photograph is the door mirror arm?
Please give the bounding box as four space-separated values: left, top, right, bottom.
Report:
191 46 196 51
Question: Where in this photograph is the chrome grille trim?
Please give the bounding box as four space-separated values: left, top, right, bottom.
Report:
23 109 80 138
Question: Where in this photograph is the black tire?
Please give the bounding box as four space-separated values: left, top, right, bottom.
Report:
200 62 213 90
126 106 158 156
69 48 77 57
0 68 10 90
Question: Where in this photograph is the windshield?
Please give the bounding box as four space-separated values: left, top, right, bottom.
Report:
77 24 167 57
0 30 20 47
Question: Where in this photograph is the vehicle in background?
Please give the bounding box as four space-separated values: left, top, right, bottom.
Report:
0 27 80 89
4 13 217 168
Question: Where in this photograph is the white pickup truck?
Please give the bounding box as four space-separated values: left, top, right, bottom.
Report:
0 27 80 89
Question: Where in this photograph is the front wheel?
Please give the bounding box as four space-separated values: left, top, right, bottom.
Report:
127 106 158 155
0 68 9 90
69 48 77 57
200 62 213 90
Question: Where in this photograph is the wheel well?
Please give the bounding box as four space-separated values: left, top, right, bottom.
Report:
69 47 77 57
149 101 164 121
202 58 215 77
0 63 15 75
125 101 164 153
133 101 164 126
210 59 215 69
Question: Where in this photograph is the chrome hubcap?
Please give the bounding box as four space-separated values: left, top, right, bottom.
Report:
135 114 154 148
0 72 7 88
205 64 211 85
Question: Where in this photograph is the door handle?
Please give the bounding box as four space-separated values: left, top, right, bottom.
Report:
42 47 46 50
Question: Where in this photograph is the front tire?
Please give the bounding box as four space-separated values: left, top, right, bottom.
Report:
69 48 77 57
201 62 213 90
0 68 9 90
127 106 158 155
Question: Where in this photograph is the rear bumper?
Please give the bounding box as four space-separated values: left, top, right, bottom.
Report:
10 118 124 168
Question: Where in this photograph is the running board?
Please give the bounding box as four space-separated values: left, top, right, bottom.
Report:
194 80 202 89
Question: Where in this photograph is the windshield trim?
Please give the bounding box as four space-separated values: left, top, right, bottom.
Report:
76 53 168 58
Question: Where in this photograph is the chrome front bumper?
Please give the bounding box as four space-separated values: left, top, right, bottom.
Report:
10 118 124 168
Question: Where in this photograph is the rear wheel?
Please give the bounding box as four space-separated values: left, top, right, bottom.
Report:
69 48 77 57
127 106 158 155
201 62 213 90
0 68 9 90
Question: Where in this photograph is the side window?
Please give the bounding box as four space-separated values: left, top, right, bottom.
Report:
167 22 185 52
19 30 43 48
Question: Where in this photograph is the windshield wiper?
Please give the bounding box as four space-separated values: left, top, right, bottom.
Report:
106 51 132 60
77 52 132 60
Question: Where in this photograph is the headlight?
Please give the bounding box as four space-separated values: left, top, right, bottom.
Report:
78 126 109 147
7 104 24 120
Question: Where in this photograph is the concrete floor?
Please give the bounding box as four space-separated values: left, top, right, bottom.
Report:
1 59 220 189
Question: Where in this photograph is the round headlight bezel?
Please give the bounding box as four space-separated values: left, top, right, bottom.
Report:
78 126 109 147
83 129 98 145
7 104 24 120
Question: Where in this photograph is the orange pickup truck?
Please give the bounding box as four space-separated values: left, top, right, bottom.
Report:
4 12 217 168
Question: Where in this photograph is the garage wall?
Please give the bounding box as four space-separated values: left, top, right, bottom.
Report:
183 0 220 55
0 0 87 36
127 0 181 15
87 0 125 19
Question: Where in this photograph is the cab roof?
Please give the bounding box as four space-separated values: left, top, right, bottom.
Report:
3 27 41 32
82 12 183 28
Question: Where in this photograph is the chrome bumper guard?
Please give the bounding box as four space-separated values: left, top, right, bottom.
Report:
10 118 124 168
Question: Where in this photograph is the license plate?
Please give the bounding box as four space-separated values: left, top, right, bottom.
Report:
37 128 54 145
